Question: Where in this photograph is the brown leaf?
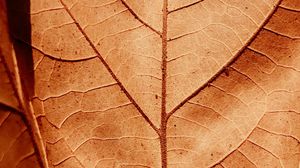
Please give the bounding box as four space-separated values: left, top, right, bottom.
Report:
1 0 299 167
0 0 19 109
0 108 41 168
0 0 47 167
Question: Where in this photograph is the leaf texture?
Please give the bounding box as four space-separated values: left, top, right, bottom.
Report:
0 1 41 166
0 108 41 168
1 0 300 167
0 0 19 110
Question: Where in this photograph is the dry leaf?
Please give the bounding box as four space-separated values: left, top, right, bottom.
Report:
0 0 299 167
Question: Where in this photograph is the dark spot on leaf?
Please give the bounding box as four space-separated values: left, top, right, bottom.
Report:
224 68 229 77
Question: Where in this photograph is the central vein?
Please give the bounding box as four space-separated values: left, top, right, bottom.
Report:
160 0 168 168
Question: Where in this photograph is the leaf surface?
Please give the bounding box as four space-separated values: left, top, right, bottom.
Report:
0 0 19 109
1 0 300 167
0 1 42 167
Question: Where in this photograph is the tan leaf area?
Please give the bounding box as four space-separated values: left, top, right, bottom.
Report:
167 1 300 167
0 0 299 167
